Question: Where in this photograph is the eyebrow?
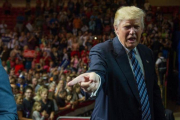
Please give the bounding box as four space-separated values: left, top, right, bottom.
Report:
124 23 140 26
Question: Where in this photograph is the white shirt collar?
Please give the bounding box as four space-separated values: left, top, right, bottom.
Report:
117 36 137 54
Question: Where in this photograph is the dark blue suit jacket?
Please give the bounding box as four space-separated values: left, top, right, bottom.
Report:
0 59 18 120
88 37 165 120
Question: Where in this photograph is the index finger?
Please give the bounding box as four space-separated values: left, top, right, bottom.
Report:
68 73 90 86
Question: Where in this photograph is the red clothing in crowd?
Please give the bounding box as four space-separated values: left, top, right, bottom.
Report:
42 56 51 66
15 63 24 74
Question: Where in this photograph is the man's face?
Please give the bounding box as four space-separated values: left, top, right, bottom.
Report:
115 19 143 50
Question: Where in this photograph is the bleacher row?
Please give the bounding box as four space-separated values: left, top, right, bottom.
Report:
0 6 180 31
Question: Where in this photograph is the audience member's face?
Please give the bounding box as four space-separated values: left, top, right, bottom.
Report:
25 89 33 100
41 91 48 100
11 84 19 94
66 95 72 101
18 78 23 84
50 84 56 91
59 80 64 88
115 18 143 50
38 78 43 85
59 92 66 99
32 78 38 86
66 76 71 82
35 73 40 79
10 78 15 84
36 104 41 112
16 96 23 104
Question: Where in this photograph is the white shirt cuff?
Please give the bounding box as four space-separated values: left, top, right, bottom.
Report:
90 74 101 97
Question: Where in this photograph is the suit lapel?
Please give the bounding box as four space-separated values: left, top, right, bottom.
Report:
112 37 141 105
137 45 152 99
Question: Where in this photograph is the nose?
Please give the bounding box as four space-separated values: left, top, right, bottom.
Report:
129 27 135 35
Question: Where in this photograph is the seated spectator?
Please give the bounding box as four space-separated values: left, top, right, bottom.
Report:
16 74 27 93
48 82 58 111
34 85 45 102
32 101 46 120
56 90 71 111
65 93 75 109
66 85 78 106
35 59 45 73
22 86 35 118
10 76 16 85
8 36 19 50
70 54 80 71
41 73 49 86
55 80 65 97
11 84 19 96
40 87 55 120
31 77 38 92
15 94 32 120
75 85 85 103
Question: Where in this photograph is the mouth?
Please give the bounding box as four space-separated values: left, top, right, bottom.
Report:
127 37 136 42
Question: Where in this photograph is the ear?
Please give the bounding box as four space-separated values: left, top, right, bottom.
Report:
114 26 119 35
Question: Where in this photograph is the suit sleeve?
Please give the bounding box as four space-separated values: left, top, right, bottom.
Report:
151 51 166 120
87 44 108 97
0 59 18 120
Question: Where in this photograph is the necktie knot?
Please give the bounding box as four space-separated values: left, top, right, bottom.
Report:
129 49 135 59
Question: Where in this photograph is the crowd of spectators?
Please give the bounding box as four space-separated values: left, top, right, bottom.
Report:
0 0 179 119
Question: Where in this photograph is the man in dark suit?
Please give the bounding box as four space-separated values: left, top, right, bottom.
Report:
68 6 165 120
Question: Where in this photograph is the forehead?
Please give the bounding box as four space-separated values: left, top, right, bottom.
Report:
42 91 47 94
18 96 23 99
26 89 32 93
120 19 141 26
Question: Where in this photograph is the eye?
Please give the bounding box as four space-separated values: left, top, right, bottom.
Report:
134 25 140 29
124 25 131 29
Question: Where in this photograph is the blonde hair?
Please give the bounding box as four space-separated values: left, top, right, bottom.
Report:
32 101 41 112
15 94 23 104
34 86 47 101
48 81 56 89
114 6 145 29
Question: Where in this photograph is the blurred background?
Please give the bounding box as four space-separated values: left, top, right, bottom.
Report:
0 0 180 119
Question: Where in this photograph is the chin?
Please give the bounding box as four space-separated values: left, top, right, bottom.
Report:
126 45 136 50
127 43 138 49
